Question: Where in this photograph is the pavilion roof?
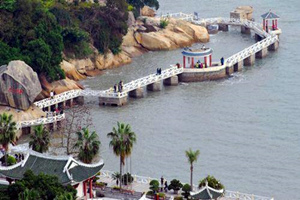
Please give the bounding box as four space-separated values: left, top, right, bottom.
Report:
190 181 224 200
261 11 280 19
0 150 104 185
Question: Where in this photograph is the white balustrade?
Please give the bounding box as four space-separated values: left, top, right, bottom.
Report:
16 113 65 129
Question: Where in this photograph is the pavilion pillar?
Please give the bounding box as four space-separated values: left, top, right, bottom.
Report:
183 56 186 68
83 181 87 199
272 20 275 30
209 55 212 67
266 20 268 32
191 57 194 68
204 56 207 68
275 19 278 29
89 179 93 198
263 19 265 30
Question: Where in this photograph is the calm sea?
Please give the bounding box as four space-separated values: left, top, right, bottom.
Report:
80 1 300 199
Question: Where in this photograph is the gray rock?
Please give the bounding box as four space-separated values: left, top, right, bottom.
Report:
127 11 136 27
0 61 42 110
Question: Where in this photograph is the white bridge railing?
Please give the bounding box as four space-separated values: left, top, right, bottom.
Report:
16 113 65 129
123 65 183 93
225 190 274 200
34 89 82 109
225 35 278 67
33 66 183 108
99 170 274 200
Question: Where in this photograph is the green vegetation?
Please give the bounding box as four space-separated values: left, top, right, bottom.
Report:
149 180 159 193
73 127 101 164
6 155 17 166
168 179 183 194
181 184 191 199
29 124 50 153
121 172 134 185
199 175 224 190
0 170 76 200
160 17 169 29
126 0 159 12
0 113 17 166
0 0 129 81
112 172 121 186
107 122 136 189
185 149 200 191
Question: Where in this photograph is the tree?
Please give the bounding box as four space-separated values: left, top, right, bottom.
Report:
73 127 100 164
107 122 136 189
168 179 183 194
56 105 93 155
182 184 191 199
18 188 40 200
185 149 200 191
112 172 121 186
0 112 17 165
29 124 50 153
149 180 159 194
199 175 224 190
6 170 76 200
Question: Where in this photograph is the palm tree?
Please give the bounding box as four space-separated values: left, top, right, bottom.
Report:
0 112 17 165
29 124 50 153
73 127 100 164
107 122 136 189
112 172 121 186
185 148 200 191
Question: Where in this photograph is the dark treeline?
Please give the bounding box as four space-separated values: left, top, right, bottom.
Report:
0 0 159 81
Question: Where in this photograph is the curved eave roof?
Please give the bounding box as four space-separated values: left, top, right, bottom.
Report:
190 185 224 199
261 11 280 19
182 48 213 57
0 150 104 185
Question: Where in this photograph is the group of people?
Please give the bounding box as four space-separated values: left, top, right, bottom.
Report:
14 153 25 162
161 176 168 193
156 68 162 75
113 80 124 93
194 61 205 68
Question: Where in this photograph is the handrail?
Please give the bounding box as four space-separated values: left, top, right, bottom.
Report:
16 113 65 129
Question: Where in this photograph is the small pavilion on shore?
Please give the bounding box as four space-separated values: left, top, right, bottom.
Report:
261 10 280 32
190 181 224 200
182 47 213 68
0 150 104 199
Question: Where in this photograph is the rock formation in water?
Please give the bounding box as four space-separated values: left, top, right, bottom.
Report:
0 61 42 110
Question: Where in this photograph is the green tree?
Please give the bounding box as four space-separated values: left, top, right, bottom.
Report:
18 188 40 200
0 42 30 66
107 122 136 189
0 112 17 165
149 180 159 193
185 149 200 191
168 179 183 194
0 0 16 12
199 175 224 190
6 170 77 200
181 184 191 199
29 124 50 153
73 127 100 164
112 172 121 186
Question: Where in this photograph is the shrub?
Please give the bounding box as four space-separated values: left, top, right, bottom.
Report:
168 179 183 193
174 196 183 200
149 180 159 193
7 155 16 166
158 192 165 198
199 175 224 190
146 190 153 196
128 4 134 11
182 184 191 198
112 186 121 190
121 173 134 185
159 18 169 29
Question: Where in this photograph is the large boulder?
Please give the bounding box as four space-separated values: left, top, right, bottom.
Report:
141 6 155 17
0 61 42 110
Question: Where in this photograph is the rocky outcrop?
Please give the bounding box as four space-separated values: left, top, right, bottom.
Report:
141 6 156 17
36 75 84 100
132 18 209 51
0 61 42 110
61 60 86 81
